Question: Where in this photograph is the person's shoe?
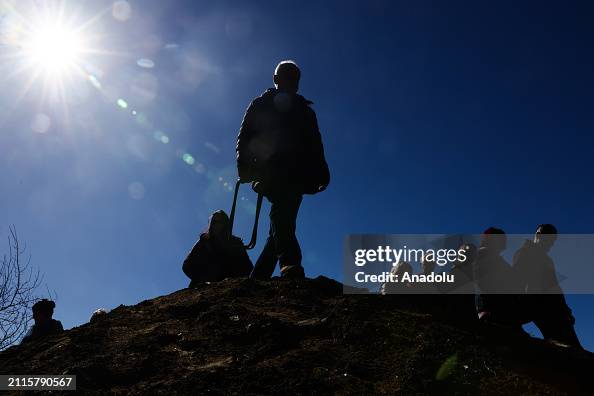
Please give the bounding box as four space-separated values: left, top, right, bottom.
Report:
280 265 305 280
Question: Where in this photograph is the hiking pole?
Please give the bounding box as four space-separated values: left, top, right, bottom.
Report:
229 179 264 250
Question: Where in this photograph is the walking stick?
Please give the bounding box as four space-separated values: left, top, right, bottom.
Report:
229 179 263 250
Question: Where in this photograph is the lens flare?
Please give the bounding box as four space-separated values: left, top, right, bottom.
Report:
182 153 195 165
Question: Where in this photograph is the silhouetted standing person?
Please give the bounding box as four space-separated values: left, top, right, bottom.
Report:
21 299 63 344
236 60 329 280
513 224 582 348
183 210 253 287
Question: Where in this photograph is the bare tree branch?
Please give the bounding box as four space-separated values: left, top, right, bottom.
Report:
0 226 42 350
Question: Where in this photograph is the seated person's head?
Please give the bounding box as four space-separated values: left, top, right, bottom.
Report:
208 210 230 239
480 227 506 253
32 299 55 325
534 223 558 252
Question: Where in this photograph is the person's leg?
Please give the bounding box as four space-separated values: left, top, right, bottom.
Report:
270 192 303 277
251 221 278 280
534 317 583 348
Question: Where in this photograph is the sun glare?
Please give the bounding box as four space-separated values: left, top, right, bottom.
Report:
23 22 85 75
0 2 113 109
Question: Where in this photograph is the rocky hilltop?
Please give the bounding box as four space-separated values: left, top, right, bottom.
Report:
1 277 593 395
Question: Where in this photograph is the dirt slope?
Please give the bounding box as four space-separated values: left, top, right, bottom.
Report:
1 277 593 395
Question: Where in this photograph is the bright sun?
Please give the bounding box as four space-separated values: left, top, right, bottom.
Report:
1 2 106 105
23 22 85 75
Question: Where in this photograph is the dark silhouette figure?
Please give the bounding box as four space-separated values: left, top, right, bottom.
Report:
236 60 329 280
182 210 253 287
513 224 582 348
474 228 527 326
21 299 63 344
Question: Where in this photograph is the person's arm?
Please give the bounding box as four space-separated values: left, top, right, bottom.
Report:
305 107 330 191
182 237 207 281
236 102 257 183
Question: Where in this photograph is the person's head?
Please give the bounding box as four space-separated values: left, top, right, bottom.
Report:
273 60 300 94
32 299 55 325
480 227 507 253
534 224 558 252
207 210 231 239
421 255 436 275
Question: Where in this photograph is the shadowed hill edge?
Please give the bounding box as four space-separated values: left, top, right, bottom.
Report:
1 277 593 395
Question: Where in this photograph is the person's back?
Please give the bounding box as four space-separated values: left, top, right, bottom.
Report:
474 246 516 294
513 239 563 294
238 89 322 194
474 228 526 326
513 238 570 319
21 319 64 344
237 93 328 195
513 224 582 348
182 211 253 287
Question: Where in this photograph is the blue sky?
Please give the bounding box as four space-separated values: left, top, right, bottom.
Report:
1 0 593 350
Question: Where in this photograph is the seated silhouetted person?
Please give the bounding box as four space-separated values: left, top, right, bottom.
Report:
236 60 330 280
21 299 63 344
182 210 253 288
474 228 527 327
513 224 582 348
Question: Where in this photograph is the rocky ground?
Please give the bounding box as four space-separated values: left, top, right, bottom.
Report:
1 276 593 395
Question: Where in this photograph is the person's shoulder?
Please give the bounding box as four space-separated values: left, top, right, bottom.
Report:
250 88 276 106
295 94 315 113
229 235 245 247
515 240 538 258
195 233 215 244
195 233 216 249
20 328 33 344
51 319 64 331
